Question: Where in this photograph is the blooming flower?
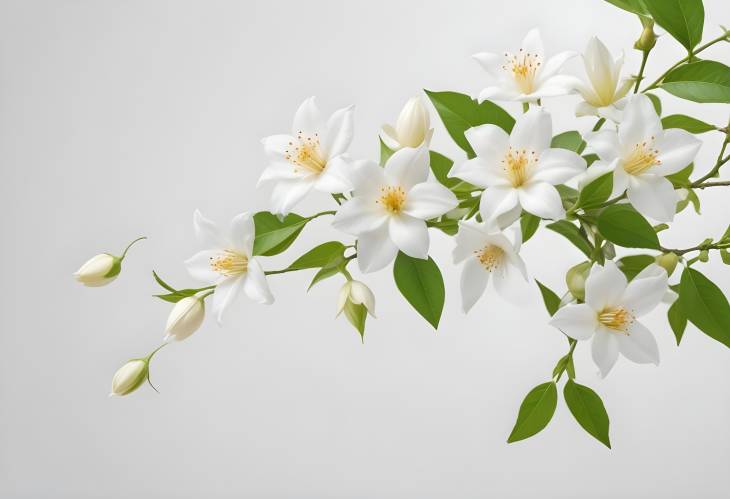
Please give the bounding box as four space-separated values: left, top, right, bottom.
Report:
585 94 701 222
379 96 433 150
574 37 633 122
259 97 354 215
550 261 668 377
473 28 577 103
185 210 273 323
164 296 205 342
449 108 586 226
332 146 458 273
337 280 376 317
453 220 527 313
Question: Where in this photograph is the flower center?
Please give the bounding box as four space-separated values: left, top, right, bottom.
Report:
502 147 538 187
285 131 327 175
475 244 504 271
597 306 633 334
623 138 661 176
209 250 248 277
503 49 542 94
377 186 407 214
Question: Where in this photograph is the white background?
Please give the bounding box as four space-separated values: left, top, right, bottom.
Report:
1 1 729 497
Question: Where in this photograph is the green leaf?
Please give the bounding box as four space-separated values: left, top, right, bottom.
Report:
429 150 468 190
552 353 576 379
152 271 176 292
535 280 561 317
308 265 341 291
424 90 514 158
393 252 445 329
661 115 716 134
666 164 694 187
576 173 613 209
379 138 395 165
343 301 367 340
551 131 586 154
597 204 660 249
154 289 199 303
645 0 704 52
721 249 730 265
617 254 655 280
521 212 541 243
603 0 649 16
507 382 558 443
286 241 346 271
253 212 308 256
645 93 662 115
564 380 611 448
555 185 579 209
667 301 687 345
661 61 730 104
679 267 730 348
546 220 594 258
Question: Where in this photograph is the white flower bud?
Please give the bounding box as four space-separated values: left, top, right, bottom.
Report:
74 254 119 287
164 296 205 342
110 359 148 397
337 280 376 318
380 97 433 150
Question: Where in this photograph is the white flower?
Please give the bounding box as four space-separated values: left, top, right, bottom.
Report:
574 37 633 122
380 96 433 150
449 108 586 226
473 28 577 103
550 261 668 377
453 220 527 313
110 359 148 397
185 210 273 323
585 94 701 222
259 97 355 215
332 146 458 273
74 254 118 287
337 280 376 317
164 296 205 342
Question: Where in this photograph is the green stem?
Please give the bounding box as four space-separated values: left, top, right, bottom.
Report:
554 339 577 383
120 236 147 260
144 343 168 361
660 242 730 256
693 180 730 189
634 50 650 93
522 102 529 113
592 118 606 132
693 137 729 185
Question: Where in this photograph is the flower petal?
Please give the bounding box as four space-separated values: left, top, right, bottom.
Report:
389 215 429 259
618 94 661 150
185 249 222 284
654 128 701 176
592 330 619 377
292 96 324 135
193 210 226 248
626 174 676 222
449 157 509 188
403 182 458 219
379 124 402 150
617 320 659 365
350 160 387 197
258 162 301 186
521 28 544 58
357 224 399 273
517 182 564 220
384 146 429 190
314 155 352 194
550 303 598 340
472 52 503 78
621 264 668 317
453 220 488 263
460 257 488 313
477 85 521 103
531 148 586 185
585 260 627 311
537 50 577 82
480 186 520 222
465 124 510 162
242 258 274 305
323 105 354 158
261 134 296 162
585 130 620 161
332 197 388 235
212 276 244 324
229 212 255 256
269 177 316 216
491 263 530 303
509 107 552 152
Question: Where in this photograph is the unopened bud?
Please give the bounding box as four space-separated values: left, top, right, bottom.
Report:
380 97 433 150
164 296 205 342
110 359 148 397
634 20 657 52
337 280 376 318
655 252 679 276
74 254 120 287
566 262 591 301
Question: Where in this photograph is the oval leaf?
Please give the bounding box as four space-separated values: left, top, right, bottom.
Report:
597 204 660 249
617 254 655 280
535 280 561 317
551 131 586 153
645 0 704 52
679 267 730 347
508 382 558 443
546 220 594 257
393 252 445 329
564 380 611 448
253 212 308 256
661 114 716 134
577 172 613 209
667 300 687 345
521 212 541 243
661 61 730 104
287 241 345 271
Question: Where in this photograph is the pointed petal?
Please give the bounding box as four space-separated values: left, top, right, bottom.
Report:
384 146 429 190
618 94 661 150
258 162 301 185
460 257 489 313
449 157 509 187
229 212 255 256
332 197 388 235
465 124 510 161
521 28 544 58
242 258 274 305
292 96 324 135
389 215 429 259
509 107 552 152
403 182 458 219
653 129 701 176
323 105 354 157
585 130 620 161
517 182 564 220
314 155 352 194
212 276 244 324
185 249 222 283
627 175 676 222
538 50 578 82
269 178 315 216
592 330 619 377
621 264 667 317
617 320 659 365
550 303 598 340
531 148 586 185
357 225 399 273
585 260 627 311
480 186 520 222
472 52 503 78
193 210 226 248
379 125 402 150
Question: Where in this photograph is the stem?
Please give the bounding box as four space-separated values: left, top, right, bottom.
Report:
120 236 147 260
660 242 730 256
592 118 606 132
522 102 529 113
308 210 337 220
693 180 730 189
554 339 577 383
145 343 168 361
642 33 729 91
692 137 729 185
634 50 650 93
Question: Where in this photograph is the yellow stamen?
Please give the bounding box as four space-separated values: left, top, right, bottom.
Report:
623 138 661 176
502 49 542 94
377 186 406 214
597 306 633 334
501 146 538 187
210 250 248 277
284 131 326 174
475 244 504 271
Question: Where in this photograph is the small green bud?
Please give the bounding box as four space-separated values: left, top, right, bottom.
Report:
634 20 657 52
110 359 149 396
655 252 679 276
566 261 591 301
698 250 709 263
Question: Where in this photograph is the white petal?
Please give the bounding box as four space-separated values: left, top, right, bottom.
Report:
357 225 399 273
517 182 564 220
537 50 577 82
480 186 520 223
292 96 324 135
350 160 387 197
269 178 315 216
258 162 301 185
403 182 458 219
261 134 296 162
478 85 521 103
618 94 661 150
453 221 488 263
550 303 598 340
472 52 503 78
626 175 676 222
384 146 430 190
229 212 255 256
583 38 615 100
621 264 667 317
521 28 544 58
323 105 354 158
314 155 352 194
491 263 530 303
529 75 582 99
379 125 402 150
531 148 586 185
332 197 388 235
193 210 225 248
576 100 599 118
185 249 222 284
212 276 244 324
592 330 619 377
509 107 552 152
585 261 627 311
653 129 701 176
577 159 616 189
465 124 510 161
242 258 274 305
389 215 429 259
460 257 489 313
617 320 659 365
611 165 631 196
585 130 620 161
449 157 509 188
349 281 376 316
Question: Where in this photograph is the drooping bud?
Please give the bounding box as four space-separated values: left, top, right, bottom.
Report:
74 253 120 287
164 296 205 342
655 252 679 276
337 280 376 318
380 97 433 150
110 359 148 397
566 261 591 301
634 18 657 52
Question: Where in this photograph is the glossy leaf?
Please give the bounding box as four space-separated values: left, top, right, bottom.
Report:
286 241 346 271
393 252 445 329
521 212 541 243
564 380 611 448
551 131 586 154
597 204 660 249
546 220 594 258
645 0 704 52
507 382 558 443
253 212 307 256
535 280 561 316
646 93 662 115
667 300 687 345
617 254 655 280
661 115 716 134
679 267 730 348
661 61 730 104
380 138 395 165
576 173 613 209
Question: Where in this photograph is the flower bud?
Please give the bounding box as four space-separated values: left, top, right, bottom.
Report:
164 296 205 342
337 280 376 318
74 254 120 287
566 262 591 301
655 252 679 276
110 359 148 397
634 20 657 52
381 97 433 150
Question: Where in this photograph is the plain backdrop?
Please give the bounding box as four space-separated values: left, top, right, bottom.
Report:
1 1 729 497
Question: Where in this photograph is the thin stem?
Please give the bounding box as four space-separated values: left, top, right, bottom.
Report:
693 180 730 189
308 210 337 220
660 242 730 256
693 137 729 185
145 343 168 361
634 50 650 93
120 236 147 260
265 268 298 276
592 118 606 132
554 339 577 383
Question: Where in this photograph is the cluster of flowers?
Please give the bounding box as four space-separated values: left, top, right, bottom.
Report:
76 0 730 447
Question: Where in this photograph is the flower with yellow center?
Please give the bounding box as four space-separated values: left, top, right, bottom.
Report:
585 94 701 222
550 261 668 377
185 210 273 324
332 146 458 273
453 220 527 313
449 108 586 227
473 28 577 103
259 96 355 215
